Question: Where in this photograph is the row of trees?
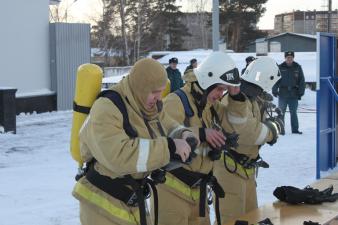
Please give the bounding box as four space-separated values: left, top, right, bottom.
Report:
50 0 268 66
219 0 268 52
90 0 191 65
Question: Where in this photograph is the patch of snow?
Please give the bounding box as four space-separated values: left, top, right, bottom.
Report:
16 89 55 98
0 87 17 90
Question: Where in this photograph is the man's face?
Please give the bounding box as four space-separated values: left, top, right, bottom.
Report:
144 83 167 110
207 84 227 103
170 63 177 70
192 62 197 68
285 56 294 66
227 85 241 96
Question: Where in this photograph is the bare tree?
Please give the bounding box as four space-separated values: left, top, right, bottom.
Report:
196 0 210 49
49 0 77 22
184 0 210 49
220 0 268 52
92 0 160 65
135 1 143 61
119 0 130 65
133 0 152 61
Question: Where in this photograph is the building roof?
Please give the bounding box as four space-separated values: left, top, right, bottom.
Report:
249 32 316 45
269 32 316 40
49 0 61 5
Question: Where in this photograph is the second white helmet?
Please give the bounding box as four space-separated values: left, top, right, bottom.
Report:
241 56 281 91
193 51 240 90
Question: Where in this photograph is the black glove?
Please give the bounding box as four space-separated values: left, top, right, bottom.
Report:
164 137 198 171
273 185 338 204
234 218 273 225
208 148 222 161
298 96 302 100
303 221 320 225
258 218 274 225
263 120 279 145
185 137 198 163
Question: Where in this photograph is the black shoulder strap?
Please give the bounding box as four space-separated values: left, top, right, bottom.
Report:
73 101 91 114
174 89 194 126
98 90 138 138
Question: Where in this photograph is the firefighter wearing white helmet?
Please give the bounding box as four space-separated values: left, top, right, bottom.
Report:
157 51 249 225
242 56 281 92
194 51 241 89
214 56 285 224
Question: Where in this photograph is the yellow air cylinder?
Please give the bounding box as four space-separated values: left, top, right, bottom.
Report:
70 64 103 167
161 79 171 99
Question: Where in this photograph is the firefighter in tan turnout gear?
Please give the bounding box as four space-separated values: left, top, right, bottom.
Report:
214 56 285 223
72 58 198 225
158 52 249 225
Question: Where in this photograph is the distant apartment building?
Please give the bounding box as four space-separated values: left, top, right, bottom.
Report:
181 12 212 50
274 10 338 36
260 29 278 37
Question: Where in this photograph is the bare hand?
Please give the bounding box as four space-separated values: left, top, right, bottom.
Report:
173 139 191 162
205 128 226 148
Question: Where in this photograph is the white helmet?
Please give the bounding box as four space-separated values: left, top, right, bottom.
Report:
241 56 281 91
193 51 240 90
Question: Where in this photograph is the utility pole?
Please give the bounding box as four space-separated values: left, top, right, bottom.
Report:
212 0 219 51
328 0 332 33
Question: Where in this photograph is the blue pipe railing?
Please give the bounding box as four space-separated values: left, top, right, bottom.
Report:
322 77 338 102
317 77 337 179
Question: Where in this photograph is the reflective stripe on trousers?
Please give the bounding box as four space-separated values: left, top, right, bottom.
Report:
163 173 200 201
74 182 139 224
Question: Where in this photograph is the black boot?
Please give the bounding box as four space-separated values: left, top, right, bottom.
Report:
292 130 303 134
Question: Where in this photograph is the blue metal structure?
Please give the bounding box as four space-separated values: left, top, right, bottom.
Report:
316 32 337 179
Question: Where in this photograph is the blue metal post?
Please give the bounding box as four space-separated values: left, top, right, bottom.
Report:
316 33 337 179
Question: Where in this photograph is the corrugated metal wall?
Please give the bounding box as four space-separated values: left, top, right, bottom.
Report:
50 23 90 110
269 35 316 52
246 35 316 53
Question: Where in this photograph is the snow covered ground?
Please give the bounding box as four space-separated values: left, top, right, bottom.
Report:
0 90 317 225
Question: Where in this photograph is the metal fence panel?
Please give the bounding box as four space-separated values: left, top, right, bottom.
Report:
50 23 90 110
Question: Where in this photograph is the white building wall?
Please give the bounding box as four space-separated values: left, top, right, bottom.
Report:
0 0 50 95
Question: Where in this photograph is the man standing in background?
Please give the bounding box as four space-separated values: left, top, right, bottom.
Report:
184 58 198 73
272 51 305 134
241 56 255 75
167 57 184 92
